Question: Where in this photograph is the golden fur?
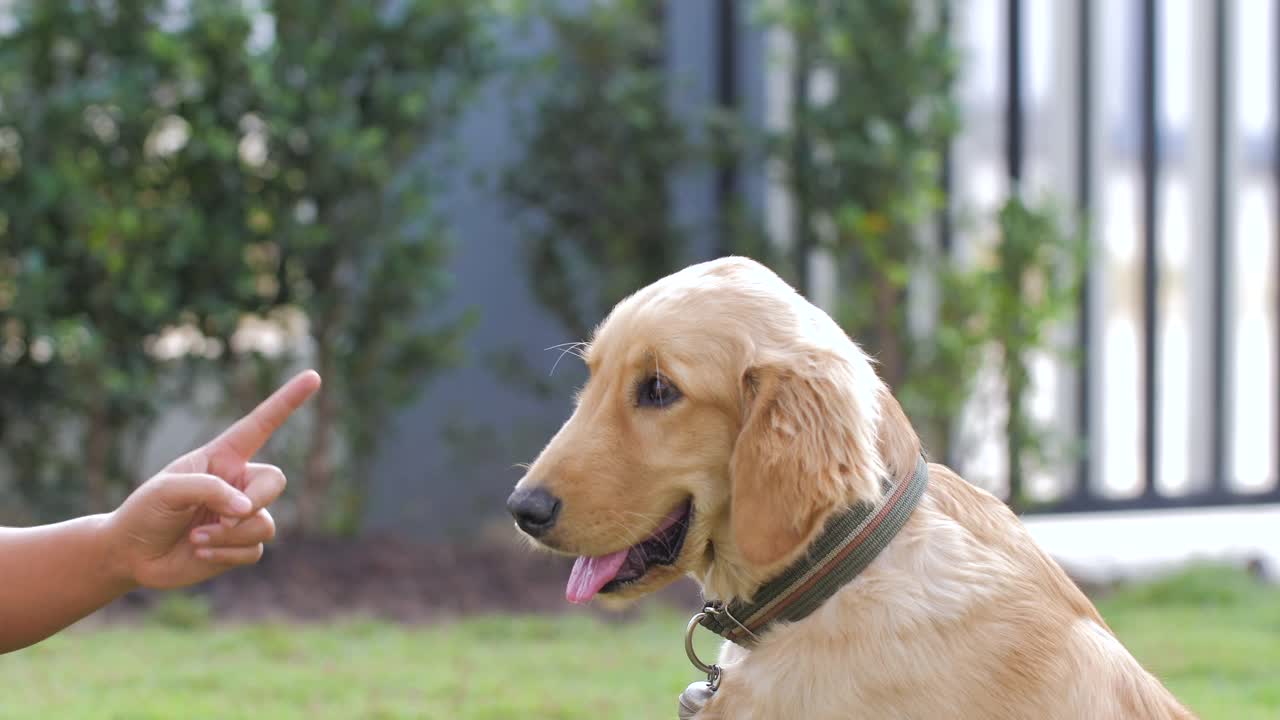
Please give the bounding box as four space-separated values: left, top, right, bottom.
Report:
512 256 1194 719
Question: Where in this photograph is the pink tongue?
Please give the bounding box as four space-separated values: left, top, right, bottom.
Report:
566 550 629 604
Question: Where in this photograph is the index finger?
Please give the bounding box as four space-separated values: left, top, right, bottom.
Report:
208 370 322 460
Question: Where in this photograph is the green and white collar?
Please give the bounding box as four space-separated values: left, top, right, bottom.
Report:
698 454 930 648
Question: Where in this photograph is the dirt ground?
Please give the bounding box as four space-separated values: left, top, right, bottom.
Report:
100 531 1147 624
105 533 705 623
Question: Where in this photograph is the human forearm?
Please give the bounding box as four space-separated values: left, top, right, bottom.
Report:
0 514 135 654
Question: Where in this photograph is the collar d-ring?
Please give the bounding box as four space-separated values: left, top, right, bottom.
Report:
685 611 721 689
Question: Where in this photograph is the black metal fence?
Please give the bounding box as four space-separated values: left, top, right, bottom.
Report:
1024 0 1279 513
708 0 1280 514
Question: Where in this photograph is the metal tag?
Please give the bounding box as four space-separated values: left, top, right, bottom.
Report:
677 680 716 719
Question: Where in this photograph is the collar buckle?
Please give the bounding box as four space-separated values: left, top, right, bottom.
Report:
704 602 759 644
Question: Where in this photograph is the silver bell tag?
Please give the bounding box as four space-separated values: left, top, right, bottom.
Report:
678 611 723 719
678 677 717 719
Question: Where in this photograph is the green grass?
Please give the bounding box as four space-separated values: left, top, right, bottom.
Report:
1 566 1276 719
1096 566 1280 719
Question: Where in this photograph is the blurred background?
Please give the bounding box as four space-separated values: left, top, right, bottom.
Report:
1 0 1277 718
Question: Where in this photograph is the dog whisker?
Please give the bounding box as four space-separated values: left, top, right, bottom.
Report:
545 341 586 350
604 508 687 556
598 509 665 548
547 341 590 376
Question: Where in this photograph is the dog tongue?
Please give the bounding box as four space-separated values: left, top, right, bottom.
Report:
566 550 629 604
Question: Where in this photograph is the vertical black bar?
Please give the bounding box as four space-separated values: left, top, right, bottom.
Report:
714 0 738 258
1075 0 1094 501
1274 0 1280 494
1006 0 1024 185
1140 0 1161 499
1004 0 1025 505
1210 0 1229 495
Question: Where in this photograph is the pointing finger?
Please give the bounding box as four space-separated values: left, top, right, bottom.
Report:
208 370 321 460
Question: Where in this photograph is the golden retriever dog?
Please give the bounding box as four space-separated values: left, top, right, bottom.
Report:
507 257 1193 719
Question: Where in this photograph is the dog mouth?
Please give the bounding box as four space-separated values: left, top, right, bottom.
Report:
564 500 692 604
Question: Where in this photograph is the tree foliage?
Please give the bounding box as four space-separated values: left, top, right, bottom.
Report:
759 0 969 456
0 0 493 528
762 1 1088 487
252 0 494 532
0 1 273 517
984 196 1086 505
504 0 690 342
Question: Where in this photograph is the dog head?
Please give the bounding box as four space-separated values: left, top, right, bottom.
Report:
508 257 919 603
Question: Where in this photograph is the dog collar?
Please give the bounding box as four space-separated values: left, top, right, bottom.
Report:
696 454 930 648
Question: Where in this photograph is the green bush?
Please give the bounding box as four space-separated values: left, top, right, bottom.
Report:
251 0 496 533
0 1 496 529
756 0 967 457
0 1 278 516
985 196 1087 502
757 1 1087 486
504 0 690 343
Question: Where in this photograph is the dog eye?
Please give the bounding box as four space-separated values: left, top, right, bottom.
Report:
636 375 682 408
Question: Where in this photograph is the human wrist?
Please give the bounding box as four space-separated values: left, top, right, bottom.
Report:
92 512 140 594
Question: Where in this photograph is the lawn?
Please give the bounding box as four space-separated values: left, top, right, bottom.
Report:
1 566 1275 719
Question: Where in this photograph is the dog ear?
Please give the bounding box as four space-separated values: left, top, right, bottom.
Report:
729 354 884 568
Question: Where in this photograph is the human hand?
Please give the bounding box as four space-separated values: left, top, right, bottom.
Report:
104 370 321 590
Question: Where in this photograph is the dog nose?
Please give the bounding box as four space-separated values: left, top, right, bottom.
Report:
506 486 562 537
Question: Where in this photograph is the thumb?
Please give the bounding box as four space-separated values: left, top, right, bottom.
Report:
154 473 254 518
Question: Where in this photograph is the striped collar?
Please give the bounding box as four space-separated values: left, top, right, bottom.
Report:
698 455 929 648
